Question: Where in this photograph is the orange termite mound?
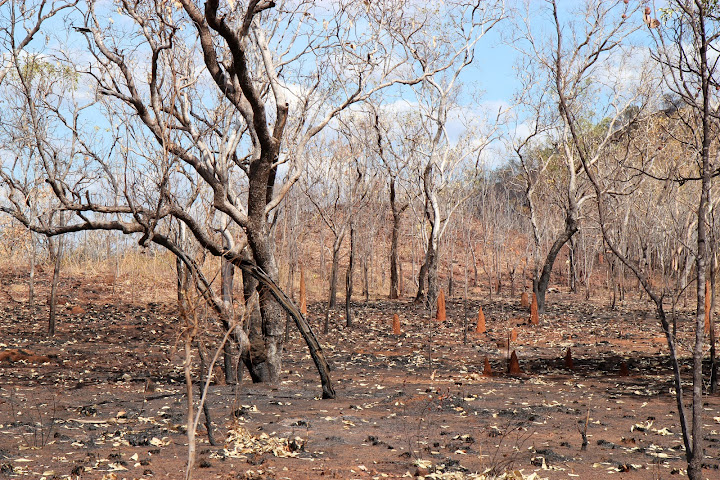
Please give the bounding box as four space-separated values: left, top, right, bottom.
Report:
476 307 486 334
564 347 574 370
508 350 522 375
619 361 630 377
529 293 539 325
705 280 711 335
436 289 446 322
483 356 493 376
520 292 530 309
299 265 308 316
392 313 401 335
510 327 518 342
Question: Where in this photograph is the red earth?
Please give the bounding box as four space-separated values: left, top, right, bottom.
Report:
1 267 719 479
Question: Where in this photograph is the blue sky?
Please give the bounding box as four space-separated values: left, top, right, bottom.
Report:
472 27 518 107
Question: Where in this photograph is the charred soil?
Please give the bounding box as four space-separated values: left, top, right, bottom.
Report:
0 269 719 479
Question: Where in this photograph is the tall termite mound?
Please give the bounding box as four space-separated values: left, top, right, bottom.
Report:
483 356 493 376
508 350 522 375
436 290 446 322
476 306 486 334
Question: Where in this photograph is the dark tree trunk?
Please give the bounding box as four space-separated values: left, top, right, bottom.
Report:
196 343 217 446
220 246 236 384
568 238 577 292
534 213 578 314
389 178 404 300
47 234 64 337
328 233 344 310
362 255 369 302
509 265 516 297
285 260 295 343
245 152 286 384
345 226 355 327
176 223 190 314
415 253 429 304
241 250 270 383
325 235 343 334
427 243 438 308
29 234 36 321
234 258 335 399
711 261 717 394
417 236 439 308
688 25 713 476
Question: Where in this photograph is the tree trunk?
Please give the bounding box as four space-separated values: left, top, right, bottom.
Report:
240 250 271 383
195 343 217 446
448 235 456 298
362 255 369 302
345 226 355 327
534 212 578 313
389 178 402 299
568 238 577 292
183 332 196 480
234 258 335 399
325 236 343 334
285 260 295 343
710 257 717 394
176 222 190 314
47 234 64 337
243 150 286 384
29 233 36 321
415 249 430 304
220 236 236 384
328 233 343 310
688 43 713 479
426 236 439 309
471 245 478 287
509 265 516 297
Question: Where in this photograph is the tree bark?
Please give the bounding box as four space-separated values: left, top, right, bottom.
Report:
345 226 355 327
568 238 577 292
28 233 36 320
389 178 404 299
534 210 578 313
416 164 440 306
241 249 270 383
220 230 236 384
47 234 63 337
234 258 335 399
328 240 341 310
688 29 712 480
362 255 370 302
423 237 439 308
710 256 717 394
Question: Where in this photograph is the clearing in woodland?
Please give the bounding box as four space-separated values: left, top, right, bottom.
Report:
0 266 719 479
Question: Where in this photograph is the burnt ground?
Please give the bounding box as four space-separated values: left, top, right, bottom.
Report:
1 269 720 479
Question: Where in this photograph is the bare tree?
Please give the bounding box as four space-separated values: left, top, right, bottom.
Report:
370 103 412 300
550 2 720 478
509 0 643 313
0 0 491 395
411 82 498 308
645 3 720 477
